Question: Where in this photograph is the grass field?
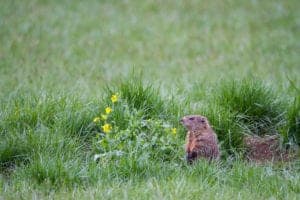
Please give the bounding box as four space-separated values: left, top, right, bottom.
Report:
0 0 300 199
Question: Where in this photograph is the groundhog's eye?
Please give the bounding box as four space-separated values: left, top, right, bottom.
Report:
200 119 205 123
189 117 195 121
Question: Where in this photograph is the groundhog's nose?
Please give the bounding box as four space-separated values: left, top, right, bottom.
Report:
180 118 184 124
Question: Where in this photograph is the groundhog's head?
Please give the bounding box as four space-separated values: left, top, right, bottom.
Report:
180 115 210 132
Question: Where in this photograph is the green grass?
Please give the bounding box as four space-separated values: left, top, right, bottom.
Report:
0 0 300 199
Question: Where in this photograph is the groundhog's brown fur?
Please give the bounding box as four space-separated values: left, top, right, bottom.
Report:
181 115 220 163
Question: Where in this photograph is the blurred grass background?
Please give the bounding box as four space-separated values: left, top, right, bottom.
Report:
1 0 299 96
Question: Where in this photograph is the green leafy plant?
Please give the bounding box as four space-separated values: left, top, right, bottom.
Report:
92 83 182 165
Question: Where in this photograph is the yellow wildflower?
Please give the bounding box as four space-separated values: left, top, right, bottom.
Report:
111 94 118 103
171 128 177 135
93 117 100 123
105 107 112 114
102 123 112 133
101 114 108 120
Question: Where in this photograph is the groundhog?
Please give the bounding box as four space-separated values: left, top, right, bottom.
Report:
181 115 220 163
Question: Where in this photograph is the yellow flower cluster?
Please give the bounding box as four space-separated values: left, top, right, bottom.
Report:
105 107 112 114
171 128 177 135
93 93 119 134
102 123 112 133
93 93 178 136
111 94 118 103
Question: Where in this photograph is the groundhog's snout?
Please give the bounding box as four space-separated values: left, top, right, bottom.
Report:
180 117 187 126
186 151 198 164
179 117 184 123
